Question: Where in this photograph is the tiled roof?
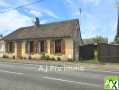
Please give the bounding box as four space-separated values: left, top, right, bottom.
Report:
4 19 79 40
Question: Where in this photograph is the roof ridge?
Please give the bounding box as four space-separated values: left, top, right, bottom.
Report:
3 18 80 40
15 18 79 30
41 18 79 26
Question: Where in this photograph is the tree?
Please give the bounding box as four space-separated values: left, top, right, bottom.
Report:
92 36 108 44
115 37 119 44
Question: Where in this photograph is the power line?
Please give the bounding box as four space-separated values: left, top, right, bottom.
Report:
0 0 43 13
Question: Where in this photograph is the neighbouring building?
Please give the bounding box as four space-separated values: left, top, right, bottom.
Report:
0 35 5 57
3 18 82 61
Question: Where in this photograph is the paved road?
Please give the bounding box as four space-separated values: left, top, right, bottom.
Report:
0 62 118 90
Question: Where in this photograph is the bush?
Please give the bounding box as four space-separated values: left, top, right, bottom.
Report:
28 56 32 60
13 56 15 59
115 37 119 44
50 57 56 61
57 57 61 61
3 55 8 58
40 53 50 60
68 58 74 62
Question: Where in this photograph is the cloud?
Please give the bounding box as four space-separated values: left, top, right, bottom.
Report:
40 20 48 24
0 0 60 36
0 0 10 7
65 0 73 4
0 10 31 35
82 0 102 6
30 10 42 17
29 8 59 19
81 23 98 38
17 0 59 19
64 0 81 18
64 0 103 39
43 9 59 19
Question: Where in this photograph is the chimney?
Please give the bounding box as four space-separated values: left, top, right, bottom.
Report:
34 17 40 27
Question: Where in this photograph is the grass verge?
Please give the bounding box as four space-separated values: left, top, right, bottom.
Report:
80 58 99 64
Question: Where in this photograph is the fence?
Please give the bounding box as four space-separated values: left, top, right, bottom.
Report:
98 44 119 63
79 44 96 60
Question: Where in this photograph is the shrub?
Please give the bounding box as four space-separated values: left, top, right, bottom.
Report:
40 53 50 60
45 55 50 60
3 55 8 58
28 56 32 60
50 57 56 61
115 37 119 44
57 57 61 61
13 56 15 59
68 58 73 62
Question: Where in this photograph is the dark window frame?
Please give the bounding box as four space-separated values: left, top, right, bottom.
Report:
29 41 34 53
38 40 46 53
54 39 62 54
25 41 34 54
6 42 15 53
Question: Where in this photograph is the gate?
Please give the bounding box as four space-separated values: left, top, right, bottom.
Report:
98 44 119 63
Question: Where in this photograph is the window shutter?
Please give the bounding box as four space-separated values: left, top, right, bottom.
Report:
7 43 10 53
50 40 54 54
32 41 36 54
38 41 41 53
33 40 37 54
61 39 65 54
25 41 28 53
5 43 8 53
35 41 38 53
44 40 47 53
12 42 15 53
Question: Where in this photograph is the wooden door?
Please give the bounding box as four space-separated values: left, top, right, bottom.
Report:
17 42 22 58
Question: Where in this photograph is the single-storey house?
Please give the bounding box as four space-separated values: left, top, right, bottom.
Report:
3 18 82 61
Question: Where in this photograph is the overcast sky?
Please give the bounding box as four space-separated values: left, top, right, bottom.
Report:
0 0 118 42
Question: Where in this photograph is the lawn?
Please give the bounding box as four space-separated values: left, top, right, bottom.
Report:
79 58 99 64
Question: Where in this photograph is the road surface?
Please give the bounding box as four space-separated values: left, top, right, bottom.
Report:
0 61 118 90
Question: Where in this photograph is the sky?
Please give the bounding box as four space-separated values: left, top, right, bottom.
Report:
0 0 118 42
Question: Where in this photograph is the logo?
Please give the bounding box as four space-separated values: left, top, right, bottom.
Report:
104 76 118 90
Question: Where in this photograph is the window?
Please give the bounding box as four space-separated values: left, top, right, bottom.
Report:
6 42 15 53
38 40 46 53
25 41 34 54
40 41 45 52
54 40 61 53
29 41 34 53
50 39 65 54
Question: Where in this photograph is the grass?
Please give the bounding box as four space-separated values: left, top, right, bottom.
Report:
79 50 100 64
80 58 99 64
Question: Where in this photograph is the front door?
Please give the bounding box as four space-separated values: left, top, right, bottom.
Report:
17 42 22 58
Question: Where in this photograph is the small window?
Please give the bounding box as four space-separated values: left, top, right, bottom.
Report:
25 41 34 54
6 42 15 53
38 40 46 53
29 41 34 53
40 41 45 52
54 40 61 53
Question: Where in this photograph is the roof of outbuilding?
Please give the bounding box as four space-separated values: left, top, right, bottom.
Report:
3 19 79 40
